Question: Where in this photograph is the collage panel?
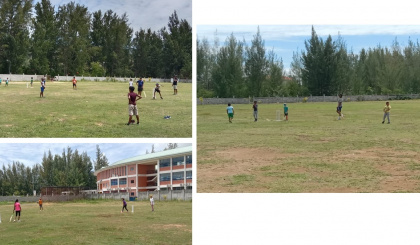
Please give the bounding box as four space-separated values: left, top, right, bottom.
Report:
0 142 192 244
0 0 192 138
197 24 420 193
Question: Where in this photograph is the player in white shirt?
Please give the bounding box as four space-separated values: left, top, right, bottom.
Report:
150 195 154 211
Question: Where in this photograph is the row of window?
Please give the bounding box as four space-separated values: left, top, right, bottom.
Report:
160 155 192 168
160 171 192 182
111 178 127 186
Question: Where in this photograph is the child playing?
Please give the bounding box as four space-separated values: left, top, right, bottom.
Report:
227 103 234 123
136 78 144 96
121 198 128 213
127 86 141 125
153 83 163 99
40 78 45 97
382 101 391 124
284 103 289 121
31 77 33 88
172 75 178 95
72 76 77 89
150 195 154 211
0 77 2 85
252 101 258 122
38 198 43 211
13 199 21 222
337 94 344 120
5 77 9 86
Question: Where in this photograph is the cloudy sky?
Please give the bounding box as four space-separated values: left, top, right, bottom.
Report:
35 0 192 32
0 143 191 168
197 25 420 72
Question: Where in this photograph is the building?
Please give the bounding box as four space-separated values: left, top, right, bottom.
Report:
94 146 192 198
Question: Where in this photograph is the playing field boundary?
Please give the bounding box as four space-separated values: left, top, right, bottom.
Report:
197 94 420 105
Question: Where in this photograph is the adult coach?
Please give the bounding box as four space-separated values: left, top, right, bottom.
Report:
172 75 178 95
136 77 144 96
127 86 141 125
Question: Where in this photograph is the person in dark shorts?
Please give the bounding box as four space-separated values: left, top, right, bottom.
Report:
172 75 178 95
13 199 21 222
136 77 144 96
127 86 141 125
31 77 33 87
121 198 128 213
337 94 344 120
72 76 77 89
253 101 258 122
153 83 163 99
284 103 289 121
38 198 43 211
40 78 46 97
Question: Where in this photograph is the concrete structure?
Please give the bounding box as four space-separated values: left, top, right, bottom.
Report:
94 146 192 198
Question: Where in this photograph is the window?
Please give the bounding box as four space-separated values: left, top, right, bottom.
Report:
119 178 127 185
186 171 192 179
172 156 185 166
131 180 134 184
186 155 192 164
160 158 170 168
160 173 170 182
111 179 118 186
173 172 184 180
131 192 135 196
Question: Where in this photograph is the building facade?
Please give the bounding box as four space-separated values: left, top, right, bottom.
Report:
94 146 192 197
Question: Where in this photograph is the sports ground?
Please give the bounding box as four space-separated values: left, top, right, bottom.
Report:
0 199 192 244
0 81 192 138
197 100 420 193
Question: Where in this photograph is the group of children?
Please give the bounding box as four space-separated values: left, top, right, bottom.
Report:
227 94 391 124
121 196 154 213
9 198 43 223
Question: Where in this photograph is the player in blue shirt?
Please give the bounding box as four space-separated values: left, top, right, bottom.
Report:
136 78 144 96
227 103 234 123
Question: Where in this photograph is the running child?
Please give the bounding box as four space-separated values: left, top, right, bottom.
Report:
72 76 77 89
284 103 289 121
172 75 178 95
40 78 45 97
382 101 391 124
150 195 154 211
227 103 234 123
136 77 144 96
253 101 258 122
153 83 163 99
337 94 344 120
38 198 43 211
121 198 128 213
127 86 141 125
13 199 21 222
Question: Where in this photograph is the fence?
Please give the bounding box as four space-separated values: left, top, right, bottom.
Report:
0 194 85 203
197 94 420 105
86 189 192 201
0 74 192 83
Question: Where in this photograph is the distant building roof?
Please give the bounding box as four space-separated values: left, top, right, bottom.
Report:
94 146 192 175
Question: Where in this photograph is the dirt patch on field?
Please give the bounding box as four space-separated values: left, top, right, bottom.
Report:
152 224 191 232
198 147 420 193
95 122 103 127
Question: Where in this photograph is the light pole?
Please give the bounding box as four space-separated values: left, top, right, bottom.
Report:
6 59 10 74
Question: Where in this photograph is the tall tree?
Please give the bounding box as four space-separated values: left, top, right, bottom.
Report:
94 145 109 171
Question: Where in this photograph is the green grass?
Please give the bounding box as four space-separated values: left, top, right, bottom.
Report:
0 199 192 244
0 81 191 137
197 100 420 193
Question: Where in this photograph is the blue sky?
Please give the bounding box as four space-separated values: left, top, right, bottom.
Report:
197 25 420 73
34 0 192 32
0 143 191 168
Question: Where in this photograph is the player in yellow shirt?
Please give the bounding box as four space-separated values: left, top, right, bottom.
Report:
382 101 391 124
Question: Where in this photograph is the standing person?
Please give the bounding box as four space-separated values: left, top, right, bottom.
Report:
136 77 144 96
284 103 289 121
382 101 391 124
150 195 154 212
252 101 258 122
121 198 128 213
153 83 163 99
72 76 77 89
40 78 45 98
5 77 9 86
38 198 43 211
0 77 2 86
31 77 33 88
127 86 141 125
337 94 344 120
172 75 178 95
129 78 134 89
13 199 21 222
227 103 234 123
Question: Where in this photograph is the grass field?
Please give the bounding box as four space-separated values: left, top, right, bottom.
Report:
197 100 420 193
0 199 192 244
0 81 191 137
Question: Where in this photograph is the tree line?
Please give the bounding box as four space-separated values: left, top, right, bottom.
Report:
197 26 420 98
0 0 192 79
